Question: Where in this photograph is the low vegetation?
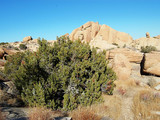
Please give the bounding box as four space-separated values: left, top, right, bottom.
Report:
29 107 64 120
4 37 116 110
132 89 160 120
19 44 27 50
141 46 157 53
0 42 8 46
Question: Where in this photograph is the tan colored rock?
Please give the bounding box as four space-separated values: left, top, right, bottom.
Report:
143 52 160 76
32 39 38 43
0 47 4 59
112 54 132 80
23 36 32 42
154 35 160 39
109 48 143 63
69 21 133 46
133 37 160 51
146 32 150 38
89 37 117 51
3 48 19 56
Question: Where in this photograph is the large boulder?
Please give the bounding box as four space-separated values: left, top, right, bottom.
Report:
112 54 132 80
146 32 150 38
69 21 133 46
143 52 160 76
23 36 32 42
133 37 160 51
0 47 4 59
3 48 19 56
109 48 143 63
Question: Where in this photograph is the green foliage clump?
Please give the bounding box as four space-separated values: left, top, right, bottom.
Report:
19 44 27 50
141 46 157 53
0 42 8 46
4 37 116 110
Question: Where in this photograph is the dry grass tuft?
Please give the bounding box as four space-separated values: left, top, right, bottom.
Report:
70 106 102 120
0 109 4 120
132 89 160 120
29 107 64 120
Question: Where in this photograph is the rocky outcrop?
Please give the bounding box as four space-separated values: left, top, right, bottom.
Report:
112 54 132 80
132 37 160 51
23 36 32 42
154 35 160 39
108 48 143 63
143 52 160 76
69 21 133 46
146 32 150 38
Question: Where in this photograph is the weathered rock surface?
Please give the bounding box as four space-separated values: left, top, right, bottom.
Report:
89 37 117 51
3 48 19 56
0 47 4 59
109 48 143 63
133 37 160 51
112 54 132 80
69 21 133 46
143 52 160 76
154 35 160 39
23 36 32 42
146 32 150 38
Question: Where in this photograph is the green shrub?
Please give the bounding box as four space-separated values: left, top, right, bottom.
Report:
0 42 8 46
141 46 157 53
19 44 27 50
14 47 19 50
4 37 116 111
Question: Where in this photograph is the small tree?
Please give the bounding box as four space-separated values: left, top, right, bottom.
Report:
4 37 116 110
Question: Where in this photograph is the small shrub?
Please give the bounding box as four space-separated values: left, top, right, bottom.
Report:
29 107 64 120
70 106 102 120
14 47 19 50
0 42 8 46
19 44 27 50
141 46 157 53
112 43 119 46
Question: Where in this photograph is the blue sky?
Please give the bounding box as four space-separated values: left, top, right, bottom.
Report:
0 0 160 42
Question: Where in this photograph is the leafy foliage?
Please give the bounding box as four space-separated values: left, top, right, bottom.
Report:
0 42 8 46
4 37 116 110
141 46 157 53
19 44 27 50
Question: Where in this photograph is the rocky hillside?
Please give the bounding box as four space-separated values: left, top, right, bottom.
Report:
0 21 160 120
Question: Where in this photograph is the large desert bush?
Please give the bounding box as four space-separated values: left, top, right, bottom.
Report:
4 37 116 110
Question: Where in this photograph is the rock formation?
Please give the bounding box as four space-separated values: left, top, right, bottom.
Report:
112 54 132 81
143 52 160 76
146 32 150 38
23 36 32 42
69 21 133 46
108 48 143 63
154 35 160 39
132 37 160 51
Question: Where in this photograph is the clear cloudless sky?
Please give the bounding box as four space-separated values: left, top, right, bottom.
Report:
0 0 160 42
